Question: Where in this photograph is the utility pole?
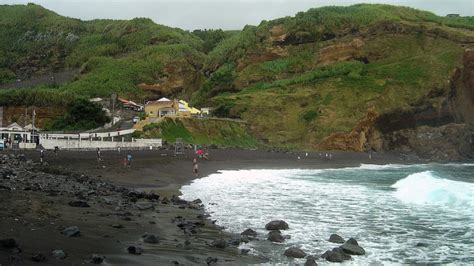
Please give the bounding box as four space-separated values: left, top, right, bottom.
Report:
32 109 36 144
111 93 117 126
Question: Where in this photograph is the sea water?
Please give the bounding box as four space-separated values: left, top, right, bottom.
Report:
180 163 474 265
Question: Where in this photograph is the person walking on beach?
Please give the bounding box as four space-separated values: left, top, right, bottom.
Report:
126 152 132 167
96 148 102 163
39 148 45 165
193 158 198 177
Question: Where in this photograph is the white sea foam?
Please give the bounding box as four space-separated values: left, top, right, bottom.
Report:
358 163 413 170
181 165 474 264
391 171 474 208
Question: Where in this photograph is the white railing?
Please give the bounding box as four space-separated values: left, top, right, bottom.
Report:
40 128 136 139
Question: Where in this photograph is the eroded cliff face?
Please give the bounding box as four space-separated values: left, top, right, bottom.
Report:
378 48 474 160
318 48 474 160
137 61 204 99
317 107 381 151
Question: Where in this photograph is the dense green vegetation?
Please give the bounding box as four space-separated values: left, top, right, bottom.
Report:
140 118 258 148
191 29 239 53
0 3 472 148
45 99 110 131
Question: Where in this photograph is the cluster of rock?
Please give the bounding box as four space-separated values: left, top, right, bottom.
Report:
238 220 366 265
0 153 215 264
322 234 366 262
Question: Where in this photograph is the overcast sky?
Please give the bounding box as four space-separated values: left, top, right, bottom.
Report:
1 0 473 30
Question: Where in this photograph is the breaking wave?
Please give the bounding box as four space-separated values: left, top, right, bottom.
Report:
391 171 474 208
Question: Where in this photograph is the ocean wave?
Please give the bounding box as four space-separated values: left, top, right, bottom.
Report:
391 171 474 208
358 163 415 170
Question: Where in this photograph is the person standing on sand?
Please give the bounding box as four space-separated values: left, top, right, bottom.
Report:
97 148 102 163
193 158 198 177
40 148 45 165
127 152 132 167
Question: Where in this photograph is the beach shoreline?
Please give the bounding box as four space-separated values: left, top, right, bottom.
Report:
0 148 428 265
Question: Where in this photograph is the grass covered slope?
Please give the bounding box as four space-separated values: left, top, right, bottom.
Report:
139 118 258 148
0 3 472 147
0 3 206 103
191 4 473 149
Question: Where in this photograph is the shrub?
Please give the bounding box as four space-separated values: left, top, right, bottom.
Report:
46 98 110 130
301 110 319 122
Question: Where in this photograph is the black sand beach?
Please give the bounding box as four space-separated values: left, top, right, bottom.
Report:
0 148 416 265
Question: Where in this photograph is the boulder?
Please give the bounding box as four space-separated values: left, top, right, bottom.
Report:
136 202 154 210
142 233 159 244
0 238 18 249
68 200 90 208
346 238 359 245
62 226 80 237
340 239 365 255
283 247 306 258
265 220 289 230
241 248 251 255
211 239 227 249
127 246 143 255
241 228 257 237
305 256 318 266
91 254 105 264
111 224 123 229
52 250 66 260
321 247 351 262
206 257 218 266
329 234 345 244
267 230 285 243
32 253 46 262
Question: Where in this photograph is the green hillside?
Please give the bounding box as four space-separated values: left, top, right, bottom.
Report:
0 3 206 104
191 4 473 149
0 3 473 150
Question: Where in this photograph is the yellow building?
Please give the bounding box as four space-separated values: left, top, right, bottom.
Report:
179 100 201 115
145 97 177 118
144 98 200 119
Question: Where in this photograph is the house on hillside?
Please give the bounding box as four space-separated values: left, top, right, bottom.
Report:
144 98 201 119
179 100 201 116
118 98 144 111
145 97 178 118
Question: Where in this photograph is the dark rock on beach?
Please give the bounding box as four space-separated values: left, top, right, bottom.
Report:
68 200 90 207
267 230 285 243
322 247 351 262
329 233 345 244
206 256 218 266
340 238 365 255
283 247 306 258
127 245 144 255
91 254 105 264
211 239 227 249
241 228 257 237
0 238 18 249
265 220 289 230
62 226 80 237
31 252 47 262
142 233 159 244
52 249 67 260
305 256 318 266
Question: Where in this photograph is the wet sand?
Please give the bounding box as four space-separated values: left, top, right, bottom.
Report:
0 148 416 265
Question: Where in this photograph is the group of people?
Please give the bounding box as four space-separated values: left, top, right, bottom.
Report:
96 148 133 167
37 147 133 167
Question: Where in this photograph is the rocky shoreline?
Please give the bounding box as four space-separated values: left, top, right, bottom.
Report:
0 152 265 265
0 148 436 265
